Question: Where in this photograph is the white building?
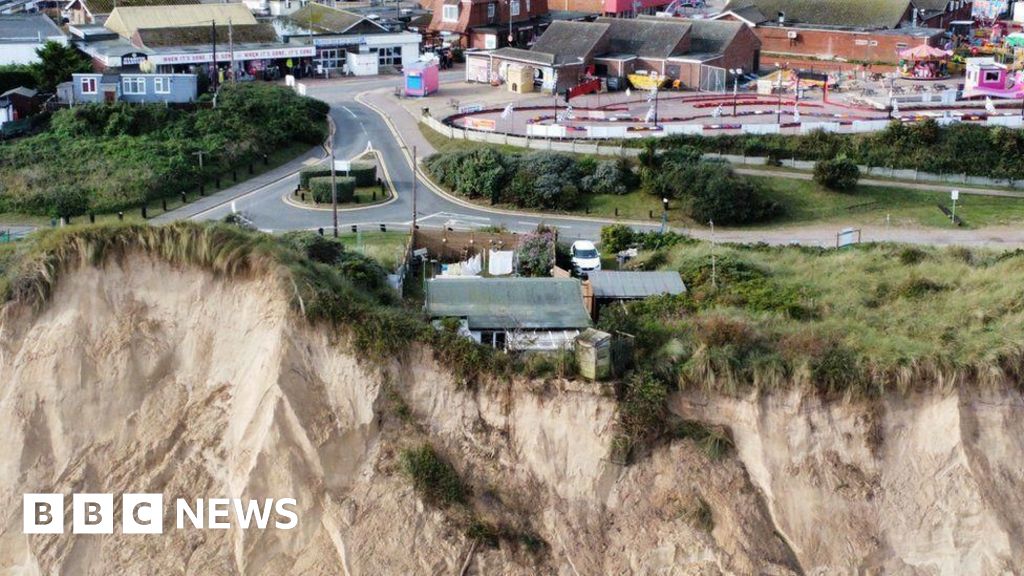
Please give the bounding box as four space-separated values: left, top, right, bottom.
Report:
0 13 68 65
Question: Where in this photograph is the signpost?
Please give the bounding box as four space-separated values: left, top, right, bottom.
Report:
951 189 959 223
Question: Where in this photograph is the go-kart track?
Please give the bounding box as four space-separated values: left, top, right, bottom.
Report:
444 84 1024 137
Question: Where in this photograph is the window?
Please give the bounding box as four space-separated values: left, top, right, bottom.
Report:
442 4 458 21
154 76 170 94
318 48 344 69
985 70 1001 82
122 76 146 95
510 0 520 16
526 0 530 12
80 77 96 94
487 2 495 18
378 46 400 66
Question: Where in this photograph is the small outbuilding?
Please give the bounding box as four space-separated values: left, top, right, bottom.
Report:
586 270 686 318
405 61 439 97
575 328 612 381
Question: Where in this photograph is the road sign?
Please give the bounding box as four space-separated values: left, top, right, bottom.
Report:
951 189 959 200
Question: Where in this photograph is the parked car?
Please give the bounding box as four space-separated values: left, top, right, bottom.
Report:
570 240 601 275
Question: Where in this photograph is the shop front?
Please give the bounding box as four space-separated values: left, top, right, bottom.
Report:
149 45 316 82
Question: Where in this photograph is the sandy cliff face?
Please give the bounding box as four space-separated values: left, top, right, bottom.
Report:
0 255 1020 575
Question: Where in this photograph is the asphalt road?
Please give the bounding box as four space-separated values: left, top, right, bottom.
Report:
182 73 628 241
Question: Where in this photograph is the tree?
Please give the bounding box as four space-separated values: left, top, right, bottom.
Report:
33 41 92 92
813 156 860 193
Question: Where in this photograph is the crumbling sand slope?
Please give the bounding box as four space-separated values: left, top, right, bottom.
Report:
0 254 1019 575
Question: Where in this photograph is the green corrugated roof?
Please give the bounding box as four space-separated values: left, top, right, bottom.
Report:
426 278 591 330
723 0 912 29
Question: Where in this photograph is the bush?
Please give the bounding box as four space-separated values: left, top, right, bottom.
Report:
813 156 860 192
349 161 377 186
516 229 554 277
299 168 331 189
582 159 632 195
426 149 585 209
0 83 328 216
600 224 635 253
400 444 467 508
309 176 355 203
618 370 670 442
686 162 780 225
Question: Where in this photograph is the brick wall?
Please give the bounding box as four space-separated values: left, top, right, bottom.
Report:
756 26 943 65
718 24 762 73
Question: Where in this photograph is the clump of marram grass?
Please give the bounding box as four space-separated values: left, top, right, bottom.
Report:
602 235 1024 398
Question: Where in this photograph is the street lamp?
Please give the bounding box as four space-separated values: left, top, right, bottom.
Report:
775 63 787 124
660 197 669 234
731 68 743 117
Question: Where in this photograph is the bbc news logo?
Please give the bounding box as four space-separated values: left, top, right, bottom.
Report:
23 494 298 534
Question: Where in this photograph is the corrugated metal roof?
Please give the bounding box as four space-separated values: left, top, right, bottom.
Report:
426 278 591 330
588 271 686 299
106 4 256 38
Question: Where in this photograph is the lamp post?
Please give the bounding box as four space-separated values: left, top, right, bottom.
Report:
731 68 743 117
775 63 785 124
660 197 669 234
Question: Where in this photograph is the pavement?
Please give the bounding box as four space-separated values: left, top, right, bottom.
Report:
151 73 1024 248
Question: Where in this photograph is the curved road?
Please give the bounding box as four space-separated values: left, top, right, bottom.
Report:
183 74 626 241
161 75 1024 248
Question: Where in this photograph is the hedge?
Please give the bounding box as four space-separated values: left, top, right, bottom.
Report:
310 176 355 203
350 162 377 186
301 161 376 189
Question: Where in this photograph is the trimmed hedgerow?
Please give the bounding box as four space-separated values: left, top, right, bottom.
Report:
309 176 355 204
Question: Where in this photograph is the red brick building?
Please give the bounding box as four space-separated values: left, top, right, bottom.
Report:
713 0 965 65
468 16 760 92
426 0 551 49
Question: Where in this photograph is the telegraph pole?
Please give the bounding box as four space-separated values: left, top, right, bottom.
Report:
211 20 217 93
228 19 235 82
329 119 338 237
412 145 418 230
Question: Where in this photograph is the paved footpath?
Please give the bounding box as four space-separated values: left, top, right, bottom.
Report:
150 145 324 224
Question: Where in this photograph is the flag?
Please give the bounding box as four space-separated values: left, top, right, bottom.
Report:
645 105 655 123
501 103 514 119
626 87 632 97
892 99 900 115
985 96 996 114
565 104 574 120
793 105 800 123
647 88 657 103
712 104 722 118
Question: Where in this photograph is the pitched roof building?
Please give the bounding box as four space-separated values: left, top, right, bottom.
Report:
64 0 205 26
426 0 550 49
472 15 760 91
712 0 961 65
0 13 67 65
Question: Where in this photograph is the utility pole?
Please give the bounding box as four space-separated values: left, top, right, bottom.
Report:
228 19 235 83
211 20 217 93
710 219 717 288
412 145 418 230
192 150 205 170
329 119 338 237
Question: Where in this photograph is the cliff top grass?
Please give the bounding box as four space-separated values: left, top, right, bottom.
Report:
0 222 505 383
601 241 1024 396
